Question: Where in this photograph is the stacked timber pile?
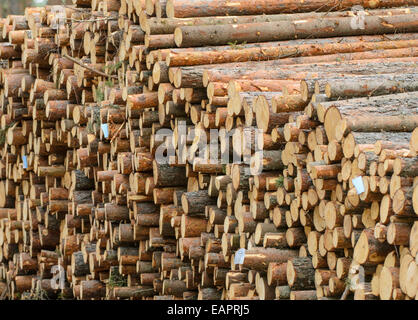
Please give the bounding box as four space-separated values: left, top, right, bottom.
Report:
0 0 417 300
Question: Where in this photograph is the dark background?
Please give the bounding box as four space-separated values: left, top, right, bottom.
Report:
0 0 72 16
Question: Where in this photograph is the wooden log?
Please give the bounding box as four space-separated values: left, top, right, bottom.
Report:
241 248 298 271
353 228 393 265
174 14 418 47
286 257 315 290
166 0 418 18
181 190 216 215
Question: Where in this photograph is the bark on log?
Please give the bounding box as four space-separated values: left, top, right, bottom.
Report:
166 0 418 18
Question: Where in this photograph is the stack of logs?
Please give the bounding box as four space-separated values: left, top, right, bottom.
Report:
0 0 417 300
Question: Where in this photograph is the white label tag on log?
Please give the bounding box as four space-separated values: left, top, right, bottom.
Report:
234 248 245 265
101 123 109 139
22 156 28 169
352 176 365 194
